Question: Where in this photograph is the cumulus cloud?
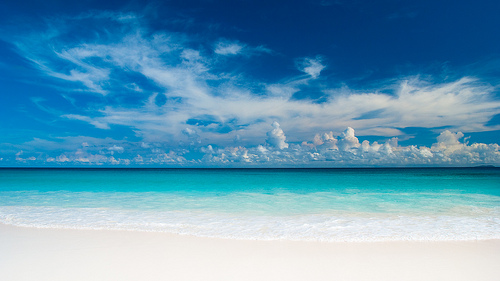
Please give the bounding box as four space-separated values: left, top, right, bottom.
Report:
337 127 360 151
196 126 500 167
108 145 124 154
306 131 338 150
266 121 289 149
432 130 466 153
7 123 500 166
56 155 70 162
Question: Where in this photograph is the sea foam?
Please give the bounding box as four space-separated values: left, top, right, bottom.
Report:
1 205 499 242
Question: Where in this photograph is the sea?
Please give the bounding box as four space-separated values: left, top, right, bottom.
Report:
0 168 499 242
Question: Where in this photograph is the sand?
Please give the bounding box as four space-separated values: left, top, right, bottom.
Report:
1 224 499 281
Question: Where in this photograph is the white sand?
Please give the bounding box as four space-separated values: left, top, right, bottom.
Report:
1 224 499 281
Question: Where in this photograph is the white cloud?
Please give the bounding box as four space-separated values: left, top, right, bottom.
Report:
125 83 144 92
182 127 197 137
266 121 289 149
15 151 24 161
213 39 272 57
108 145 124 154
214 41 245 55
11 11 499 146
182 127 201 145
86 75 499 148
265 84 300 98
5 11 500 167
197 126 500 166
56 155 70 162
296 56 325 78
133 154 144 163
10 124 500 166
63 114 110 130
432 130 466 153
337 127 360 151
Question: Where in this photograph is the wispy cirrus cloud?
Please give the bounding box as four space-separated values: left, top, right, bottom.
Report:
214 40 245 55
296 56 326 79
84 75 500 146
63 114 111 130
214 39 272 57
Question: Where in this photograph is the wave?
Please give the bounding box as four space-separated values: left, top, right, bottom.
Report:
1 206 499 242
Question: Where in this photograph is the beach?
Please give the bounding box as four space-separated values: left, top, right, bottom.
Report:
1 224 499 281
1 168 499 280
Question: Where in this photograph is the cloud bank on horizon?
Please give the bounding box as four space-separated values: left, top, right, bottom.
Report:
11 123 500 167
1 2 500 167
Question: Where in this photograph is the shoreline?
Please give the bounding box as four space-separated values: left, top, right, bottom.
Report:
1 223 499 281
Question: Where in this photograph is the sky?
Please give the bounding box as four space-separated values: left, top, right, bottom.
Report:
0 0 499 167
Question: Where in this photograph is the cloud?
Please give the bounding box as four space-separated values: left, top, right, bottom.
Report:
9 11 499 145
266 121 289 149
6 123 500 166
214 40 245 55
432 130 466 153
265 84 300 98
213 39 271 56
125 83 144 92
337 127 360 151
108 145 124 154
63 114 111 129
3 10 500 167
296 56 325 78
86 75 499 148
56 155 70 162
196 125 500 167
182 127 197 137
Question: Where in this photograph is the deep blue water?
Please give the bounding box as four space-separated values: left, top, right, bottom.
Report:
1 168 499 241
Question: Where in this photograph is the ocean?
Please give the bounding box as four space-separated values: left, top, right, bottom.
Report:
1 168 499 242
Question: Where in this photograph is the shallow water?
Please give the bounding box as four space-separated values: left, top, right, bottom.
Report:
1 168 499 241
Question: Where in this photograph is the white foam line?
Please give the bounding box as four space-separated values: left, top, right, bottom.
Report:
1 206 499 242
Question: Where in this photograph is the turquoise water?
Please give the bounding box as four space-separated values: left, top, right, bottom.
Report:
1 168 499 241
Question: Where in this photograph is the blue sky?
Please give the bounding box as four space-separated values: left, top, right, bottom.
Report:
1 0 499 167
